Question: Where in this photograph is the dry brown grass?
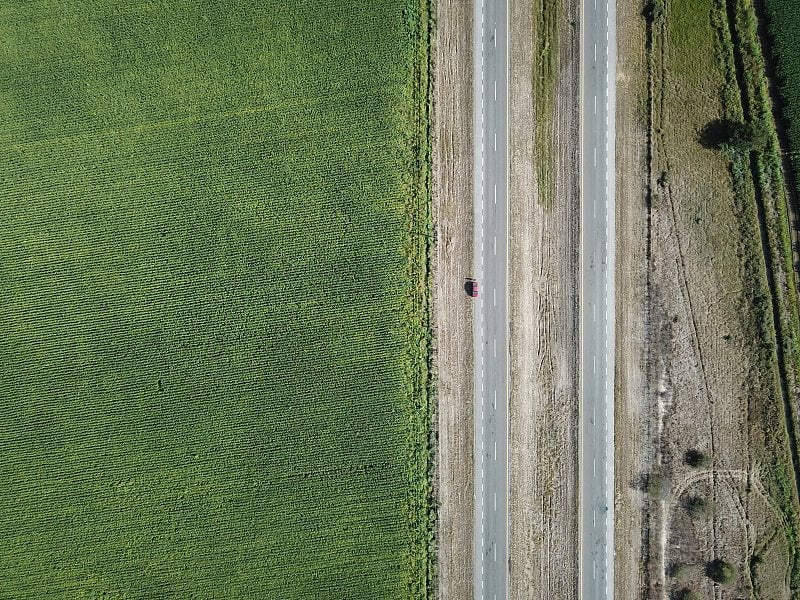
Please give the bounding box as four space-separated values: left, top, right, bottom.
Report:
508 0 580 597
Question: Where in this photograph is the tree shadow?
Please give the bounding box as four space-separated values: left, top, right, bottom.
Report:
698 118 738 149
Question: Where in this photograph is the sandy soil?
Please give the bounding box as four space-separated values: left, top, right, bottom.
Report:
614 0 797 598
431 1 475 598
508 0 581 597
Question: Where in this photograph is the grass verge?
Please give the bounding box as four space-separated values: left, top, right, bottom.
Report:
400 0 436 596
532 0 559 208
645 0 800 592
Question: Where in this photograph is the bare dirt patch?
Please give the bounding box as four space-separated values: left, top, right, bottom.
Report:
508 0 581 597
431 1 475 598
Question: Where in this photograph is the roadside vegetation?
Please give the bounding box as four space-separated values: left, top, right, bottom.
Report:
641 0 800 595
713 0 800 587
0 1 433 598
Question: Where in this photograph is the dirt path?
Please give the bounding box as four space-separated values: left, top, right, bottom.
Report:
431 1 475 598
507 0 581 597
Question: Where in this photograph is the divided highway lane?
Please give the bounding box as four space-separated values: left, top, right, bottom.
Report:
473 0 508 599
579 0 616 598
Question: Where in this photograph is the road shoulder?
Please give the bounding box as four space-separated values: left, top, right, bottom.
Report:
432 1 475 598
613 0 649 597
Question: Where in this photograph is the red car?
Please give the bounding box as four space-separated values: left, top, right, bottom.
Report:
470 280 479 298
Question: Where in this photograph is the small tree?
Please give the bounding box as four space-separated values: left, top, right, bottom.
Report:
673 589 701 600
700 119 769 154
684 449 710 467
646 474 671 500
722 120 769 153
705 558 736 584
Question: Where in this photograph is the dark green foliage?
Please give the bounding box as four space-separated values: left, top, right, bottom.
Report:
0 1 432 598
705 558 737 584
684 449 710 467
645 0 667 24
700 118 770 153
673 589 701 600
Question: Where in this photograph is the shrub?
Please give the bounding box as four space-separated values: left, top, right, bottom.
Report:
669 563 693 582
645 0 666 24
646 474 671 499
699 118 770 153
684 449 710 467
705 558 737 584
684 495 711 518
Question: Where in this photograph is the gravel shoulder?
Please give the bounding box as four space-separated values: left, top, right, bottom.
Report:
431 1 475 598
508 0 581 597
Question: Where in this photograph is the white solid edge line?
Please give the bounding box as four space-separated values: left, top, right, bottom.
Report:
472 0 486 598
606 0 617 594
505 0 512 593
577 0 587 595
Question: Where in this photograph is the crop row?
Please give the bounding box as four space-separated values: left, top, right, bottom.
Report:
762 1 800 197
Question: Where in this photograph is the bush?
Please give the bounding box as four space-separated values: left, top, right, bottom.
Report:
673 589 701 600
645 0 666 24
646 474 671 500
684 449 710 468
669 563 693 582
699 119 770 153
684 495 711 518
705 558 736 584
727 121 769 152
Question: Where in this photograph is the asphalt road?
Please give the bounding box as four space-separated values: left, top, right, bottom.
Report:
579 0 617 597
472 0 508 598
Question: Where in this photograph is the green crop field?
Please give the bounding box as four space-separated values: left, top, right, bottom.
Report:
763 0 800 196
0 1 432 599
